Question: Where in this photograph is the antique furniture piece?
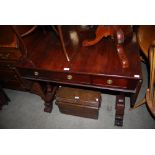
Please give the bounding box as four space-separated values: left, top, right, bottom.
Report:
0 85 10 110
18 25 71 62
0 26 27 90
82 26 133 68
132 26 155 116
55 87 101 119
16 26 142 126
0 25 49 107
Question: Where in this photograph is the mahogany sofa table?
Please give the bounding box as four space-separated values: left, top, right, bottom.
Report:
17 28 142 126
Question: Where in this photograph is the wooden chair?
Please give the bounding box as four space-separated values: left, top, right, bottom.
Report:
132 26 155 116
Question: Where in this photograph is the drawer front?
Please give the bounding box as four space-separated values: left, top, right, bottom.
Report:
92 76 128 89
48 72 90 84
18 68 91 85
18 68 139 91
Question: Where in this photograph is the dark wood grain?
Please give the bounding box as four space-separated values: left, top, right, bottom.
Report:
18 26 142 92
15 26 143 126
55 87 101 119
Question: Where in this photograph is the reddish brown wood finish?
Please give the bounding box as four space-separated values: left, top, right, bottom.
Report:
82 26 132 68
82 25 132 46
15 26 142 126
55 87 101 119
18 26 142 91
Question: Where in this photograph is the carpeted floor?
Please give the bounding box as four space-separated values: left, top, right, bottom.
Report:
0 62 155 128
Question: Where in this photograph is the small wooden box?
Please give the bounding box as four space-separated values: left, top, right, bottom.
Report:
55 87 101 119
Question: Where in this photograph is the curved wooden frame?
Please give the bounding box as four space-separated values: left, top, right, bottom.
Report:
132 26 155 116
146 42 155 115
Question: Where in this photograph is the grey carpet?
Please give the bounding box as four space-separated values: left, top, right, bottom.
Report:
0 62 155 128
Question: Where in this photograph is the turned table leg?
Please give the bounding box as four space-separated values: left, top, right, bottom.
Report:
44 84 58 113
29 81 58 113
115 93 125 126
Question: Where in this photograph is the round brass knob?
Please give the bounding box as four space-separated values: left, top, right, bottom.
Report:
67 75 72 80
34 71 39 76
107 79 113 85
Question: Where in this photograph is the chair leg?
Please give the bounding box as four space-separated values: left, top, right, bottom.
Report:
130 97 146 110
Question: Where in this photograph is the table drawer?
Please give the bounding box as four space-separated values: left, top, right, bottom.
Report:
92 76 128 89
18 68 91 85
49 72 90 84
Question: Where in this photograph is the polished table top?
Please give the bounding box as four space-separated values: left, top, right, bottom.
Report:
17 26 142 93
18 26 142 78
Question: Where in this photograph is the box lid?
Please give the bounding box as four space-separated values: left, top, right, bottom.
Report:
56 87 101 107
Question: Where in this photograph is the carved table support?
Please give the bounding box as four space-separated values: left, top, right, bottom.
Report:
44 84 58 113
115 93 125 126
29 81 58 113
115 27 129 68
